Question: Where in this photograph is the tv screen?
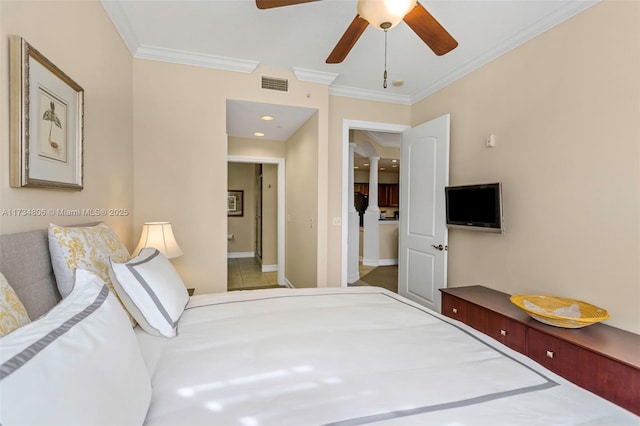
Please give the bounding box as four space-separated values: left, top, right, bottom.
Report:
445 183 503 233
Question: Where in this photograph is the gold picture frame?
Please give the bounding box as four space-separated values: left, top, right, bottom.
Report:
9 35 84 190
227 190 244 217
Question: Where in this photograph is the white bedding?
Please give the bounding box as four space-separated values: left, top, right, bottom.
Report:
135 287 639 426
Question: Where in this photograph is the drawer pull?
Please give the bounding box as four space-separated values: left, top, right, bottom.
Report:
452 308 458 314
546 350 554 359
500 329 507 336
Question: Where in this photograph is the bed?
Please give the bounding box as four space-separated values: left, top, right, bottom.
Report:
1 226 639 425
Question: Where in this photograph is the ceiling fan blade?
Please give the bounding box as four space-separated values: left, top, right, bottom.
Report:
326 15 369 64
256 0 320 9
403 2 458 56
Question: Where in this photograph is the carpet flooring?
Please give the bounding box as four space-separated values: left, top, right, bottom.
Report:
351 265 398 293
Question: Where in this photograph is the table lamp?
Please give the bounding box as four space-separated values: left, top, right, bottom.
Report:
134 222 183 258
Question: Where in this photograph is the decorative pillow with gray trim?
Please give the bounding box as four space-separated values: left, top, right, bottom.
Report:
110 248 189 338
0 269 151 425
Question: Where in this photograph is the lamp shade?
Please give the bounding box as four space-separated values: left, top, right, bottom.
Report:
357 0 417 30
134 222 183 259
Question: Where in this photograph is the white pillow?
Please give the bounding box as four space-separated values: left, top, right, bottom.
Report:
0 269 151 426
110 248 189 338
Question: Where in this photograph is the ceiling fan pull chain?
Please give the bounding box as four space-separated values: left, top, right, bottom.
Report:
383 28 388 89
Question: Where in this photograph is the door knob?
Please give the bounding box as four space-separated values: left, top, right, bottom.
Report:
432 244 444 251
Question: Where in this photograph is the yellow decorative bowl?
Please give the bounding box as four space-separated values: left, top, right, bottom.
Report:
510 294 609 328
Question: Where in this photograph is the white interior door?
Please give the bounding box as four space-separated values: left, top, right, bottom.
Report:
398 114 450 312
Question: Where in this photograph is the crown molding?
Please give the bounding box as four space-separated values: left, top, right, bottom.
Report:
410 0 599 104
292 67 338 85
102 0 598 105
135 45 259 73
361 130 401 148
329 84 412 105
100 0 139 54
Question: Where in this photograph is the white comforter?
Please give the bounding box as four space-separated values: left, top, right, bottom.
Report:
135 287 639 425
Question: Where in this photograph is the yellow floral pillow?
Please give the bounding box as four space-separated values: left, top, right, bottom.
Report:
0 272 31 336
48 223 136 326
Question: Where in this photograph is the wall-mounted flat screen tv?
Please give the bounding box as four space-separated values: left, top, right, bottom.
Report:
445 183 503 233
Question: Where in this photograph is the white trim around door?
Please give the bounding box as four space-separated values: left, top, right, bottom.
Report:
341 120 410 287
227 155 286 286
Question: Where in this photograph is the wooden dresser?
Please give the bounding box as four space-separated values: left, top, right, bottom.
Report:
440 286 640 415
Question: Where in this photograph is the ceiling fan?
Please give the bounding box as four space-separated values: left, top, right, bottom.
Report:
255 0 458 64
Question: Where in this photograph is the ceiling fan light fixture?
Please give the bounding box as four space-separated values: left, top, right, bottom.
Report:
357 0 417 30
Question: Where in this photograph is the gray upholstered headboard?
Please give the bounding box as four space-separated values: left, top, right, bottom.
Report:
0 228 61 319
0 223 100 319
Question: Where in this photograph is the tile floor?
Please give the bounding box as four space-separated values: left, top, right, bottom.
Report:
228 257 280 291
359 262 376 278
227 258 391 291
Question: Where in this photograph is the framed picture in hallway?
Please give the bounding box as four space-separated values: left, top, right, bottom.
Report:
227 190 244 217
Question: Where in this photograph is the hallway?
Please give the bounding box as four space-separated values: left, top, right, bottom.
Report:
228 257 281 291
227 258 398 292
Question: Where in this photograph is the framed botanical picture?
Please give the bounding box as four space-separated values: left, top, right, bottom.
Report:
227 190 244 217
9 35 84 190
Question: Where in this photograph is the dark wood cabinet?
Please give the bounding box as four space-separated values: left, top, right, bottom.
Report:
440 286 640 415
353 183 399 207
354 183 368 195
378 184 399 207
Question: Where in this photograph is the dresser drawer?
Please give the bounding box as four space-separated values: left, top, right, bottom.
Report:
528 328 582 378
441 293 468 323
528 328 640 414
440 286 640 416
442 295 487 330
486 313 527 354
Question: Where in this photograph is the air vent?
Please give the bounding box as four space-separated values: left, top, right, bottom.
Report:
261 76 288 92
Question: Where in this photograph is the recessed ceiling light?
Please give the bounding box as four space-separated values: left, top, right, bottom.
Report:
354 166 359 169
364 163 369 166
380 167 385 171
260 115 274 121
392 164 398 168
253 132 265 137
391 159 398 163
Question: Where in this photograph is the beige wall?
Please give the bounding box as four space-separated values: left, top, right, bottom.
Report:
412 1 640 333
379 223 399 262
285 113 319 287
227 163 255 254
262 164 278 266
0 0 134 248
133 61 328 294
228 137 286 158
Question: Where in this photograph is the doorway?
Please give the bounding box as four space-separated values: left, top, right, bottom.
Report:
227 156 285 287
341 120 410 287
341 117 450 313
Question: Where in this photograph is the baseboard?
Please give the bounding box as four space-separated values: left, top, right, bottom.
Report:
227 252 254 259
362 258 378 267
361 258 398 267
262 264 278 273
283 278 294 288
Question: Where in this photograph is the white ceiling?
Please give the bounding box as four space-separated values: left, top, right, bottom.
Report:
101 0 597 139
227 100 317 141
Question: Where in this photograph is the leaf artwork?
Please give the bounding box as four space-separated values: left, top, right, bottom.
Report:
42 101 62 150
